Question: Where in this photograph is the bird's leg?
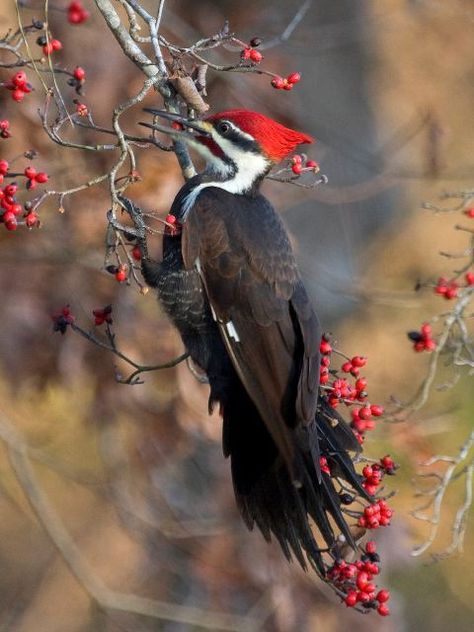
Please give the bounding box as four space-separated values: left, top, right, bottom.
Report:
107 198 164 288
111 196 151 260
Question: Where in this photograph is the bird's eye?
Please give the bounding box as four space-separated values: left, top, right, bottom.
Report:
218 122 231 135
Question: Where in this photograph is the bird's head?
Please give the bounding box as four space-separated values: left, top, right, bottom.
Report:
142 108 313 190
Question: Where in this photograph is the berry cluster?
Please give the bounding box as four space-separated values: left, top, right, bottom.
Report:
2 71 33 103
37 36 63 57
358 499 393 530
351 404 385 435
238 36 263 63
362 463 382 495
0 161 42 231
290 154 320 175
51 306 75 335
271 72 301 90
241 37 263 63
0 120 11 139
434 276 459 299
434 273 474 298
318 334 385 442
24 166 49 189
93 305 113 326
327 542 390 616
74 100 89 116
407 323 436 352
68 1 90 25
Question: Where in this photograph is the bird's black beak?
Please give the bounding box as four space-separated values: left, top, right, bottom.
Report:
140 108 212 140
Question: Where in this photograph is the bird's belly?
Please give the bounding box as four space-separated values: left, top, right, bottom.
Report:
157 268 211 333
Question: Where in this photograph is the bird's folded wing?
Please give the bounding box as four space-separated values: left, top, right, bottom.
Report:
181 189 321 478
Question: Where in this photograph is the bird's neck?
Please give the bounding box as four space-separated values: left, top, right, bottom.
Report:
172 157 269 222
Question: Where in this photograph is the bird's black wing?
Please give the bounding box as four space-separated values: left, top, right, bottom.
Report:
182 187 320 482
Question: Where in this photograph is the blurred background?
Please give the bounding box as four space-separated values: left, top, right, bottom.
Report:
1 0 474 630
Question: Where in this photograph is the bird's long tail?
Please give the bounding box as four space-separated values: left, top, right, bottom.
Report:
222 383 366 575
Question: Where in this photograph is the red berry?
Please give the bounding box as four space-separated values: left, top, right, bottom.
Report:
75 102 88 116
35 172 48 184
4 184 17 196
12 71 27 87
115 268 127 282
319 456 330 475
282 81 293 91
370 404 384 417
73 66 86 81
4 215 17 231
320 339 332 355
0 160 9 175
249 49 263 63
306 159 319 170
271 77 285 89
2 210 16 223
92 304 113 325
12 89 25 102
24 166 37 179
381 455 395 470
366 540 377 554
464 208 474 218
43 42 54 55
351 355 367 368
420 323 432 336
434 277 448 294
292 154 303 164
51 39 62 51
287 72 301 84
445 286 458 299
345 592 357 607
0 120 9 131
376 589 390 603
25 211 39 227
131 244 142 261
465 271 474 286
359 405 372 420
377 604 390 616
165 213 176 224
292 163 302 175
11 203 22 216
68 1 90 24
356 572 368 590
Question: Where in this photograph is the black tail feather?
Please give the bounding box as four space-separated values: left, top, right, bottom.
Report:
223 381 364 574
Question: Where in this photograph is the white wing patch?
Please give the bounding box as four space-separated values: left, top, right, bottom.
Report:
225 320 240 342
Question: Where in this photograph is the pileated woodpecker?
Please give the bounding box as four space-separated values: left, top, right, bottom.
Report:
139 109 366 575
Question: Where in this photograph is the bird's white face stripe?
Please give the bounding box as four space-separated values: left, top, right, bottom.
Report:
224 120 254 142
181 149 269 218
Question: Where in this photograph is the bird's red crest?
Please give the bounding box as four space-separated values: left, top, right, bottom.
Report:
205 109 314 162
